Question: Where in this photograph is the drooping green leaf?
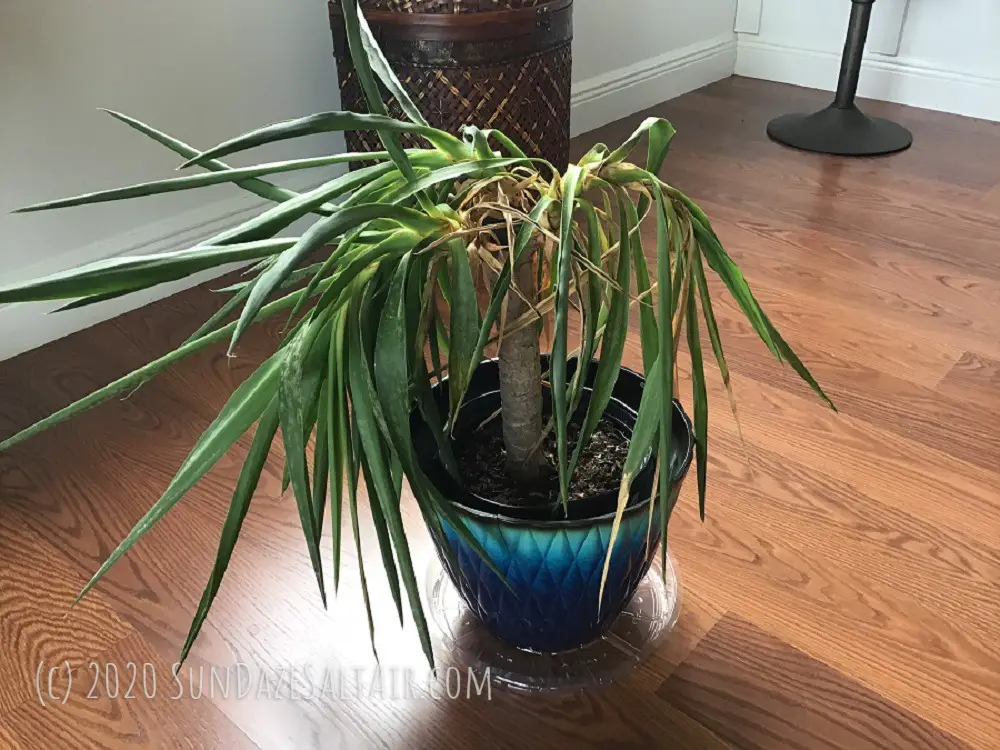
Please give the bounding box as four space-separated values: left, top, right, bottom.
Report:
446 239 480 423
327 312 348 593
178 398 280 665
692 247 731 389
312 384 331 542
346 414 377 656
230 207 436 352
358 441 404 624
183 281 256 346
101 109 306 207
278 327 327 607
566 201 603 417
74 352 282 604
0 280 327 455
567 190 632 484
182 111 467 170
206 161 400 247
599 354 663 605
623 198 658 373
690 217 779 360
347 297 435 665
687 280 709 521
13 152 393 214
763 312 837 411
654 187 675 573
604 117 676 172
551 164 584 508
0 239 294 304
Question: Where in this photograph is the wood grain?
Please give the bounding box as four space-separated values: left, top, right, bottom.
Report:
1 76 999 748
658 614 971 750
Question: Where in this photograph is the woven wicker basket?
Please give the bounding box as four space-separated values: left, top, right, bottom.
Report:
329 0 573 168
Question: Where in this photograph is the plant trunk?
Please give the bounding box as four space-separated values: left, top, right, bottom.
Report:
498 255 545 483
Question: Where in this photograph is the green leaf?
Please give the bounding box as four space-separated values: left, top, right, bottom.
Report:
178 398 279 665
446 239 479 422
182 111 467 170
345 415 377 656
358 442 404 624
623 198 658 373
653 187 675 573
374 254 415 451
52 286 155 312
183 281 256 346
312 385 331 542
551 164 585 508
599 354 663 605
357 11 429 127
309 230 421 331
101 109 305 207
327 312 349 593
605 117 676 172
206 161 399 247
645 119 677 175
385 158 529 205
692 207 834 410
567 190 632 484
13 152 393 213
339 0 442 204
687 280 709 521
278 328 327 607
0 239 294 304
692 247 731 391
75 352 282 604
762 312 837 412
347 296 435 665
230 207 435 352
690 217 779 361
568 201 603 416
479 129 528 159
0 279 325 455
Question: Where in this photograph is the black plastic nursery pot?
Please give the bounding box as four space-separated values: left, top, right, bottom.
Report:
412 357 694 653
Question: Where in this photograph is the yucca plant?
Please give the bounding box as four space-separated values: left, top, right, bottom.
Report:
0 1 833 667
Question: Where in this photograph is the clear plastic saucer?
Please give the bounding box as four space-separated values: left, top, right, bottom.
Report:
425 552 681 693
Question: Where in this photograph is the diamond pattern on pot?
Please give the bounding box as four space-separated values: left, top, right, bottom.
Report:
432 501 664 653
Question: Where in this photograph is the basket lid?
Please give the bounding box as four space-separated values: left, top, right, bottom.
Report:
345 0 551 12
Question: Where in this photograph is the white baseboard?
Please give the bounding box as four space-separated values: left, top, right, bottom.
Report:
571 34 739 137
736 38 1000 123
0 173 331 362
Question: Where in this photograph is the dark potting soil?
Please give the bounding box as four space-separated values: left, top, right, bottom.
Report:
452 417 631 507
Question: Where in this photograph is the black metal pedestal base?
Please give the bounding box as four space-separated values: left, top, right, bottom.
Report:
767 104 913 156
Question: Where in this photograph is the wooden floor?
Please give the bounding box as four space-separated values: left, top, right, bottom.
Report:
2 77 999 749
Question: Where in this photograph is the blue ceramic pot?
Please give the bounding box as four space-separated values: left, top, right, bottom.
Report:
413 358 694 653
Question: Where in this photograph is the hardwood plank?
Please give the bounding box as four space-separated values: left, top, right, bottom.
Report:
3 630 260 750
701 305 1000 472
657 614 971 750
937 351 1000 409
0 515 132 715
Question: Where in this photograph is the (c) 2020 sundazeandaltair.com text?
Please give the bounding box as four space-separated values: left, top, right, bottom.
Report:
35 661 493 705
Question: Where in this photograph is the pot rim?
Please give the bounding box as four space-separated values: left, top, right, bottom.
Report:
421 358 695 530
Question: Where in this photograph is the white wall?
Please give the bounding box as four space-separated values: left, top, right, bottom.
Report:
0 0 344 360
735 0 1000 122
571 0 738 135
0 0 738 360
